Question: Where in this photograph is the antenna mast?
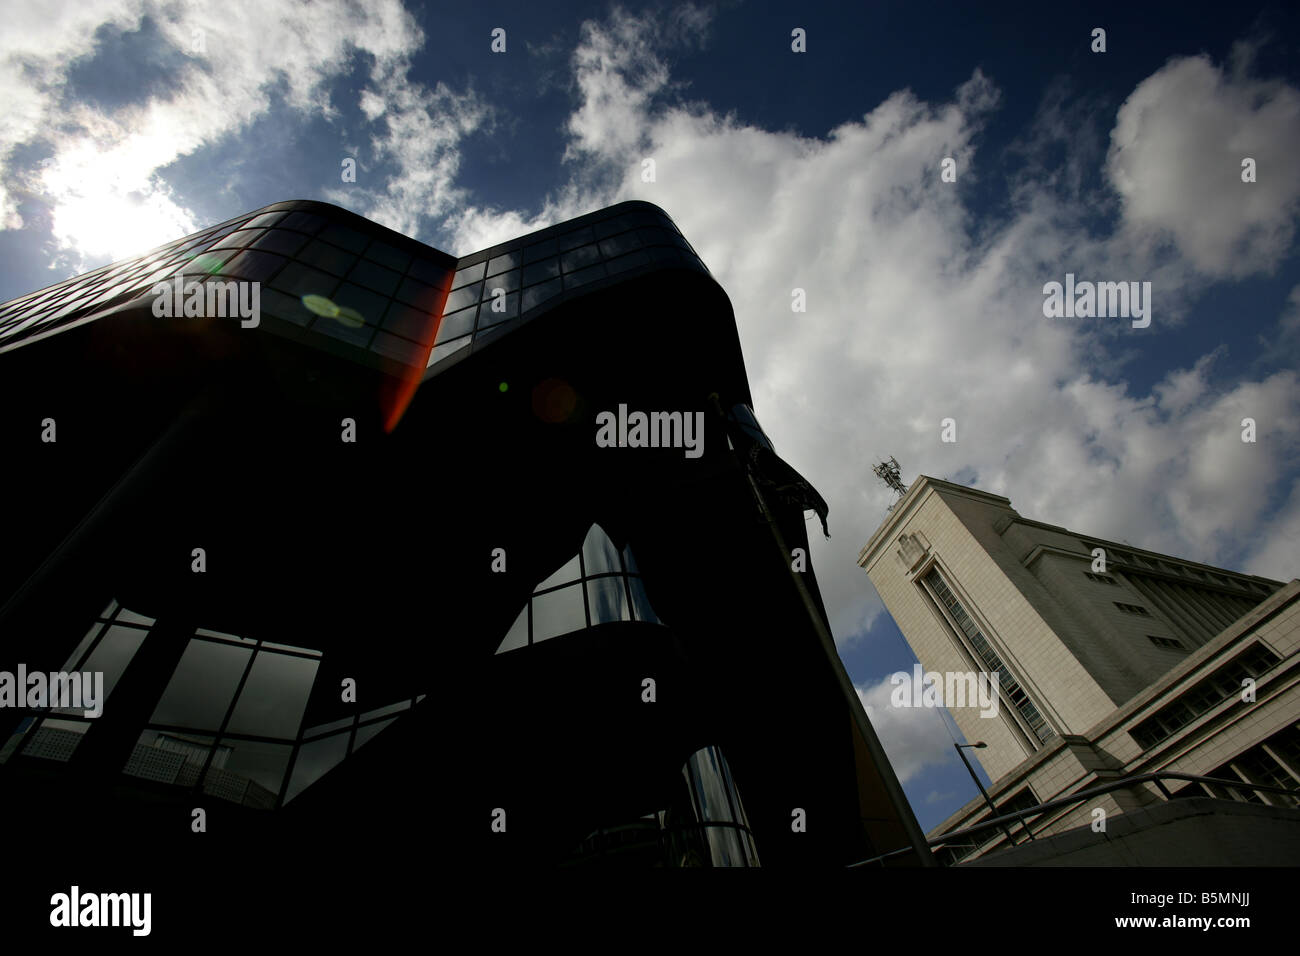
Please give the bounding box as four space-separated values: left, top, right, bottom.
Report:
872 456 908 507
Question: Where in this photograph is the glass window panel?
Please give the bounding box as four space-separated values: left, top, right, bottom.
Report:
587 577 631 625
435 305 477 342
407 258 453 288
476 291 518 328
277 212 326 235
194 627 255 644
381 303 438 342
482 269 520 296
317 222 369 252
219 249 286 282
628 576 661 625
296 239 358 277
563 261 607 289
208 739 291 805
443 283 481 313
216 228 265 248
637 226 674 247
61 622 106 671
225 652 318 738
560 244 601 272
347 259 402 296
270 261 338 299
426 335 471 366
452 261 486 288
313 314 376 348
582 524 622 575
593 217 626 240
522 259 560 286
172 249 236 277
244 212 286 229
520 278 562 313
558 226 596 251
622 210 663 228
599 232 643 258
648 246 683 266
304 715 355 738
284 733 350 803
249 229 309 257
331 283 388 325
605 249 652 276
262 642 320 656
396 276 441 310
522 238 558 264
353 717 396 752
366 240 411 273
538 553 581 591
532 584 586 642
260 288 314 327
114 607 155 626
78 624 148 701
370 330 428 365
486 251 521 275
150 639 252 730
496 606 528 654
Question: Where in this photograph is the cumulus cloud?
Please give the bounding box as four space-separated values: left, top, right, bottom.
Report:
856 677 958 784
450 9 1300 646
1106 49 1300 279
1 0 480 268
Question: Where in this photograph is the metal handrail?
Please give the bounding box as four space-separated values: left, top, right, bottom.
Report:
847 769 1300 867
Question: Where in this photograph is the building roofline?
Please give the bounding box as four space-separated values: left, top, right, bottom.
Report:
857 475 1012 567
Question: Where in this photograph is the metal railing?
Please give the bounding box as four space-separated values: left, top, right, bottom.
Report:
847 770 1300 867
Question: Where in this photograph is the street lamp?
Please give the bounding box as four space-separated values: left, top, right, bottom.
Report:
953 741 1020 848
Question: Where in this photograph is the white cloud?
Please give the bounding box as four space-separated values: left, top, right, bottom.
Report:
1 0 444 266
856 677 957 784
1106 50 1300 279
438 10 1300 645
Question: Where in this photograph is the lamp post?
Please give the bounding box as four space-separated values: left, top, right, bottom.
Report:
954 741 1019 848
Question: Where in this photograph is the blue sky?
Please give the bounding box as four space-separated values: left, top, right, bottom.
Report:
2 0 1299 833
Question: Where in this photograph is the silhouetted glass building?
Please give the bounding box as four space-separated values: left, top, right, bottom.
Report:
0 199 928 870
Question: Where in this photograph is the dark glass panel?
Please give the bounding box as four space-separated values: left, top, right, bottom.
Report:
520 278 562 312
486 251 521 275
225 652 319 738
435 305 476 342
532 584 586 642
317 222 369 252
150 640 252 731
347 259 402 297
443 283 481 313
296 239 358 277
452 261 486 288
366 240 411 273
522 259 560 286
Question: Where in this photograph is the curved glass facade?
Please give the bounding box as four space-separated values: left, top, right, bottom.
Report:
496 523 661 654
0 196 931 874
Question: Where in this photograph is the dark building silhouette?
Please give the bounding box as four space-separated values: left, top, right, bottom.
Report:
0 199 929 870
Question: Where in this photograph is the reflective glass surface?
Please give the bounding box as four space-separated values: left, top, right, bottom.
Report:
495 523 663 653
0 200 708 376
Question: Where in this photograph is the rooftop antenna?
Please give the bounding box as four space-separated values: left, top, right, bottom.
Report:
872 456 908 509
